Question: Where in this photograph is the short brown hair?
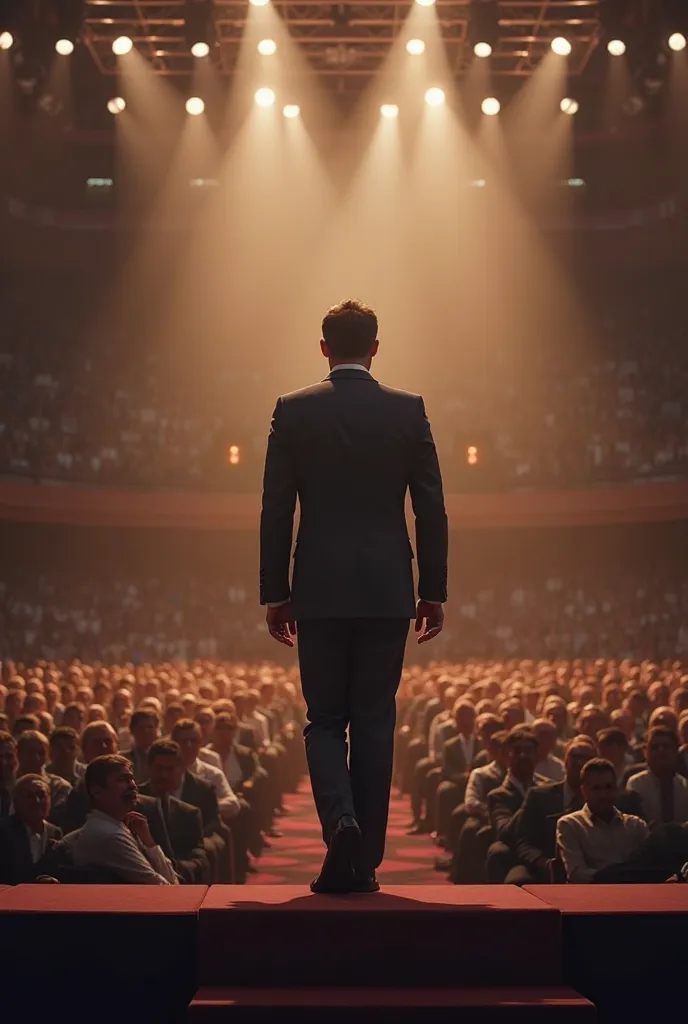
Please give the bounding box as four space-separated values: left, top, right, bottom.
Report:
580 758 616 785
148 739 181 764
84 754 132 798
322 299 378 359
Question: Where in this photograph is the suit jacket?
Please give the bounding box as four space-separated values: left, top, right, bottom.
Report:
260 367 448 618
136 789 210 884
0 815 62 884
626 769 688 824
488 776 550 847
514 781 646 871
442 736 483 785
120 747 150 785
178 770 231 882
55 779 90 834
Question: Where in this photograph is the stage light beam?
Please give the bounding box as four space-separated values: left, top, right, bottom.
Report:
283 104 300 118
415 0 435 7
186 96 205 115
249 0 271 6
424 87 445 107
607 39 626 56
560 97 579 115
112 36 133 56
257 39 277 56
481 96 500 115
551 37 572 56
406 39 425 56
0 31 12 50
474 42 493 58
669 33 687 53
255 87 276 107
107 97 126 114
380 104 399 119
55 39 74 56
191 41 210 58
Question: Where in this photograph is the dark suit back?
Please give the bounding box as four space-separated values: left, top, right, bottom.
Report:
488 779 527 844
260 369 448 618
136 790 209 884
0 816 62 884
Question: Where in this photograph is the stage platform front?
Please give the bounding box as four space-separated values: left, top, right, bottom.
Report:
0 884 685 1022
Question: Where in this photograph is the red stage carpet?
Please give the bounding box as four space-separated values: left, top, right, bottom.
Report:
248 782 441 886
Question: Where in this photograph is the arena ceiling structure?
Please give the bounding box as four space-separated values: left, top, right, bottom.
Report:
79 1 603 80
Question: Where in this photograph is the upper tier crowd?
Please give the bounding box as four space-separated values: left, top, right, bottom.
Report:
1 271 688 490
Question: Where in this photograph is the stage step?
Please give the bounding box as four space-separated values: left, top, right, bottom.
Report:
189 986 595 1022
197 886 562 987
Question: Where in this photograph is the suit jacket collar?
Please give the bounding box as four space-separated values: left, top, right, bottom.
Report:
326 367 376 382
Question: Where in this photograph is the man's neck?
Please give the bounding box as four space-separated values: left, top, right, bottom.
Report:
511 771 534 788
329 360 371 371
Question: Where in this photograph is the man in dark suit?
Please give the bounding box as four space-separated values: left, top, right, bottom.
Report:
0 775 62 884
55 722 119 834
260 299 448 893
176 763 234 882
136 740 210 883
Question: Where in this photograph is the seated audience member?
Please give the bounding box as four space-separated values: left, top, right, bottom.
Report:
407 689 459 835
532 718 566 782
163 702 185 739
484 727 547 883
61 703 86 734
121 709 160 784
46 726 84 785
0 774 63 884
12 715 40 738
431 701 481 839
16 730 72 818
63 754 179 884
57 722 119 833
210 712 271 852
556 758 650 882
678 712 688 777
171 719 240 822
597 727 634 786
0 732 19 818
626 727 688 824
137 740 210 883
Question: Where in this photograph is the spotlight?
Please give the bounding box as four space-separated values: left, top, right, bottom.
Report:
185 0 214 56
607 39 626 56
474 42 493 58
415 0 435 6
481 96 500 115
380 104 399 119
469 0 499 60
257 39 277 56
249 0 271 6
283 104 300 118
551 37 572 56
55 39 75 56
112 36 133 56
406 39 425 56
560 97 579 115
107 97 126 114
424 87 445 107
669 33 687 53
191 41 210 58
0 31 14 51
186 96 205 115
255 87 276 107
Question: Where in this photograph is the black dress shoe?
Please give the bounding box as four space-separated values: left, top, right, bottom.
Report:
434 855 452 872
351 871 380 894
310 815 362 894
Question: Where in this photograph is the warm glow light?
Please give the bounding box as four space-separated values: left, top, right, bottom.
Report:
186 96 205 115
481 96 500 116
474 42 493 58
255 87 276 107
415 0 436 6
424 87 445 107
55 38 74 56
669 32 687 52
607 39 626 56
107 96 126 114
551 36 572 56
257 39 277 56
406 38 425 55
249 0 271 6
380 104 399 119
283 104 300 118
560 97 579 115
227 445 241 466
112 36 133 55
191 41 210 58
0 31 13 51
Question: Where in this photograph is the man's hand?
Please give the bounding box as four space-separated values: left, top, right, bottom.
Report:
125 811 156 849
266 602 297 647
415 600 444 644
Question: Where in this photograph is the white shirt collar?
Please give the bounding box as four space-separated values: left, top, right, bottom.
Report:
330 364 371 374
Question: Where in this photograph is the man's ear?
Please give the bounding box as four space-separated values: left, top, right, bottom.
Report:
371 339 380 357
320 339 329 358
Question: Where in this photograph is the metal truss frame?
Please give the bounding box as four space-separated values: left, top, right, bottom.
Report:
82 0 602 81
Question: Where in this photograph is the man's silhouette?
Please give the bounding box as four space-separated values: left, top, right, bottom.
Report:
260 299 448 892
